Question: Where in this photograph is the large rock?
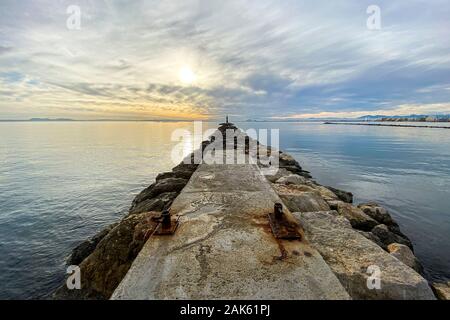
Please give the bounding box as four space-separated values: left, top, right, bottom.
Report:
388 243 423 273
272 183 330 212
282 165 312 178
281 192 330 212
148 177 188 196
129 192 178 214
278 153 312 178
293 211 435 300
329 201 378 231
372 224 413 250
431 282 450 300
279 152 301 167
275 174 307 185
172 162 199 175
130 177 188 211
265 168 292 183
358 202 406 237
326 186 353 203
309 185 340 202
68 223 118 266
54 211 161 300
358 202 395 225
155 171 177 181
357 230 386 249
171 167 198 180
272 183 317 194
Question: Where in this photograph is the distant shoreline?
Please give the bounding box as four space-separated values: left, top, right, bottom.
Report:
324 122 450 129
0 119 213 123
1 119 449 126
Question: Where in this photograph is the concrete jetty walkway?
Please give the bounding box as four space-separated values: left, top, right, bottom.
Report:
112 162 350 299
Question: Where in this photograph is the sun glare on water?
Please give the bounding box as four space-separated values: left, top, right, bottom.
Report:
179 66 197 84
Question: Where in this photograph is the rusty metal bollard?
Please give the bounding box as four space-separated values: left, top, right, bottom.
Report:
161 210 171 228
274 203 283 220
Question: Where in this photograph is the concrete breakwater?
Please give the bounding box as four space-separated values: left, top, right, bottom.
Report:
54 122 443 300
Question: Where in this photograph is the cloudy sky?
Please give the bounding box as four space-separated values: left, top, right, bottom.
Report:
0 0 449 120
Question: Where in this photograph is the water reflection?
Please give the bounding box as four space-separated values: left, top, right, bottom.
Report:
0 121 448 299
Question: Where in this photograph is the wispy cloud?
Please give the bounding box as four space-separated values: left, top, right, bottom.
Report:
0 0 449 119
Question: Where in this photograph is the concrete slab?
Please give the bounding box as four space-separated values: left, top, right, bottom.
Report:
112 163 350 300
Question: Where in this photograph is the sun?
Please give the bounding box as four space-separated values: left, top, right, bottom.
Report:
179 66 197 84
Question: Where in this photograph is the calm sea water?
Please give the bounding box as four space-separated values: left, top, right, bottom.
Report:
0 121 449 299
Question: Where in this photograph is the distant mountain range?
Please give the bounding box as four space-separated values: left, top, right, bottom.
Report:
245 114 450 122
1 115 449 123
29 118 75 122
356 114 450 122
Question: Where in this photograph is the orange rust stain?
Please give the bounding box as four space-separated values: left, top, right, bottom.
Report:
273 240 289 262
251 212 302 263
250 211 309 265
250 214 273 235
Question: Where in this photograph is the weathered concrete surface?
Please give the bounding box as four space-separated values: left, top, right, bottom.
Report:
293 211 435 300
112 164 350 300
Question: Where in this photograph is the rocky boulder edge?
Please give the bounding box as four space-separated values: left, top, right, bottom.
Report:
431 281 450 300
54 211 161 299
266 164 418 256
53 142 212 299
293 211 435 300
262 151 436 299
